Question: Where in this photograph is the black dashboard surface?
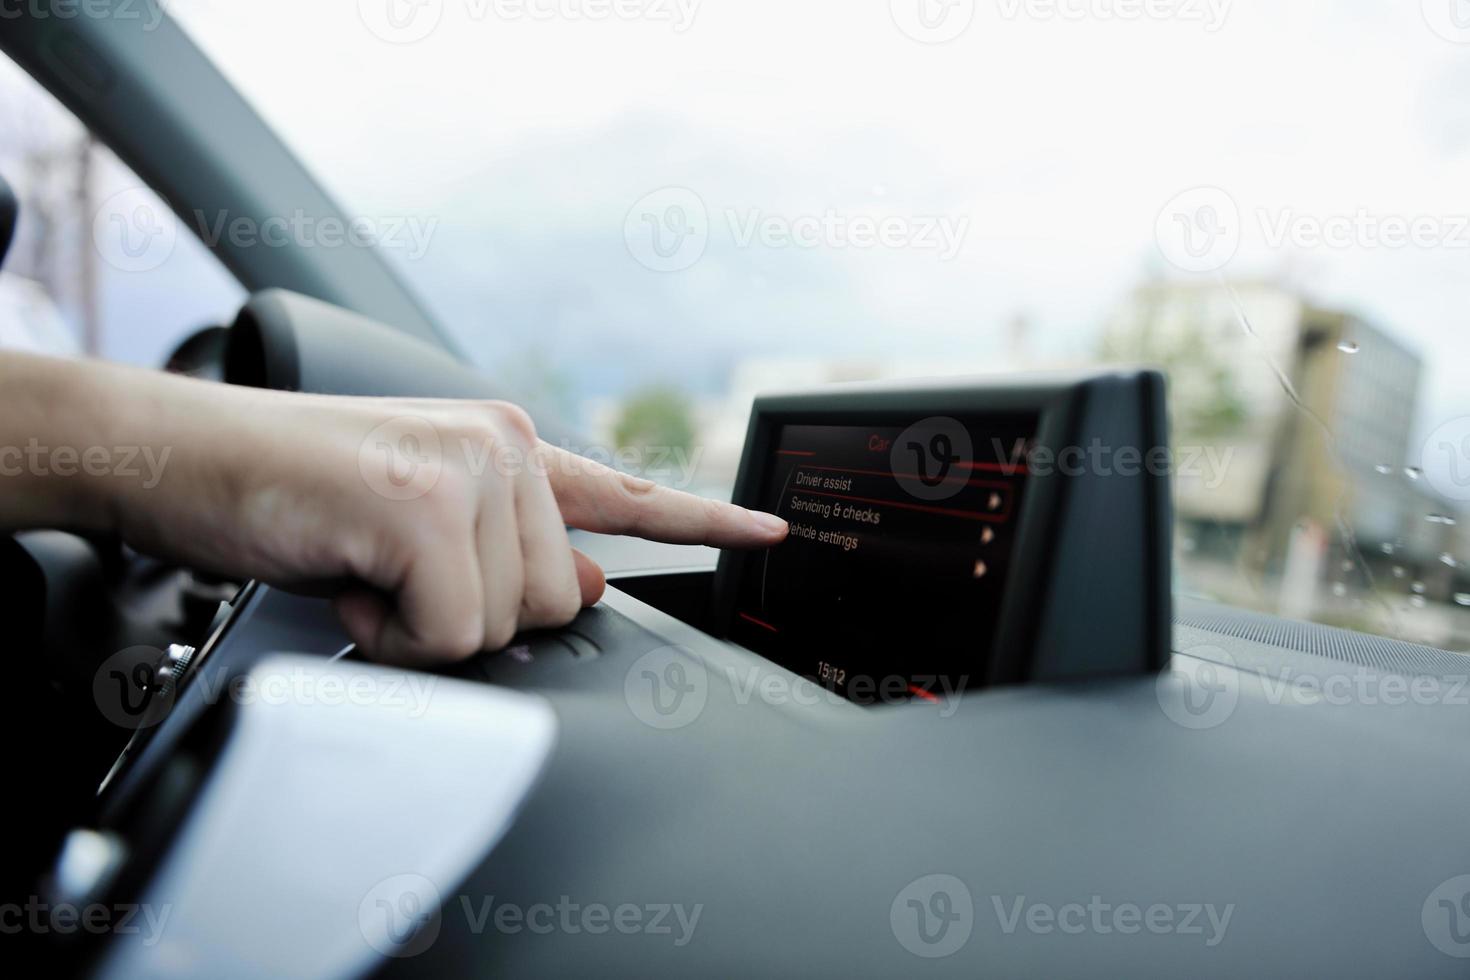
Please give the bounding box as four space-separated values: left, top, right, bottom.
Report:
376 594 1470 978
93 531 1470 979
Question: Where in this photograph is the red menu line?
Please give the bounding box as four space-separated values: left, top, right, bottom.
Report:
787 487 1012 523
959 460 1029 475
739 612 781 633
795 463 1017 489
907 684 941 704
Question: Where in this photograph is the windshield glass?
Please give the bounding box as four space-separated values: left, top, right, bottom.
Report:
169 0 1470 649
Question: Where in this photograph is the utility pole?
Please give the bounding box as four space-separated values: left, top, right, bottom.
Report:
76 131 100 356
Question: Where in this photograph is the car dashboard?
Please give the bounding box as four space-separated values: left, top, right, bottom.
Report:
70 533 1470 979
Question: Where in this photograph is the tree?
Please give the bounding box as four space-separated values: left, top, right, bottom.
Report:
612 385 696 462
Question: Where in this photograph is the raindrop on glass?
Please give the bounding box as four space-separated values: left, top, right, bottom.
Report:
1374 464 1393 475
1412 581 1427 594
1380 542 1395 555
1410 595 1427 609
1405 467 1423 481
1337 341 1360 354
1456 593 1470 607
1427 514 1458 526
1441 553 1459 568
1332 582 1347 597
1393 565 1407 578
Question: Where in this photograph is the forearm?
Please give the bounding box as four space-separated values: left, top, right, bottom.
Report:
0 352 221 534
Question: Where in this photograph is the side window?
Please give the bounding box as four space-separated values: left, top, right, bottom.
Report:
0 52 244 366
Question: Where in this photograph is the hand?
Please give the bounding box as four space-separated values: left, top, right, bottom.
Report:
1 354 788 666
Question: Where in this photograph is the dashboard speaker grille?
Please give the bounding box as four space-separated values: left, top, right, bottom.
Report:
1174 598 1470 676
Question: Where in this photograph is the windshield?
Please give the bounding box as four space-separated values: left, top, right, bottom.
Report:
169 0 1470 649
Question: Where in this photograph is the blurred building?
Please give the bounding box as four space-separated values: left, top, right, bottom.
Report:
1102 280 1460 625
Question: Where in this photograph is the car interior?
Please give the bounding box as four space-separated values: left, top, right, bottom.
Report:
3 4 1470 978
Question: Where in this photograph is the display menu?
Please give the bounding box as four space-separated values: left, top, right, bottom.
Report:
727 418 1034 703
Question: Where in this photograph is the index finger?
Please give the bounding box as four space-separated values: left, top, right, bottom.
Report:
540 443 788 547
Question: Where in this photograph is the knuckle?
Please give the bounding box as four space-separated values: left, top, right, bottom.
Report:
612 472 657 531
698 493 725 524
522 583 580 627
484 615 518 652
441 624 484 662
549 585 583 625
618 470 658 497
416 484 475 535
401 620 480 666
426 606 486 662
693 494 726 542
487 401 539 446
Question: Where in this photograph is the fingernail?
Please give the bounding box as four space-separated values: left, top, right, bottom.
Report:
749 510 789 536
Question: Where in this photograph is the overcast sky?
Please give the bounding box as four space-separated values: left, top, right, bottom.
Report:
164 0 1470 443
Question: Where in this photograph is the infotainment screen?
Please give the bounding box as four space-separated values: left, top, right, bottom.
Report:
726 416 1035 702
